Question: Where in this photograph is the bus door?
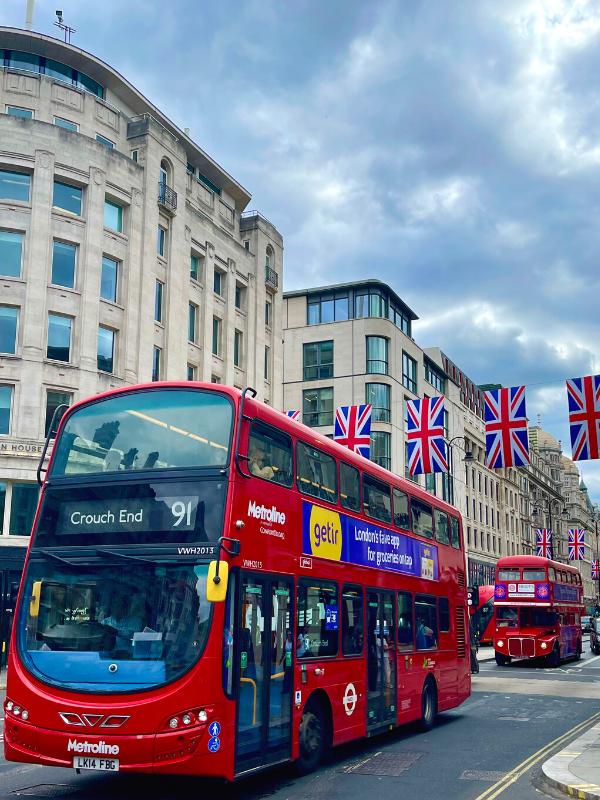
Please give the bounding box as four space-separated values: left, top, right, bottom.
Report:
366 590 397 730
235 573 293 774
0 570 20 669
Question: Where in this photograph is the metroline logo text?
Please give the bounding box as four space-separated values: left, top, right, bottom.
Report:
67 739 119 755
247 500 286 525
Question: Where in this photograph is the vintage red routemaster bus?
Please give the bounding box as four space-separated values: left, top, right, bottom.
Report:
469 585 494 646
4 383 470 780
493 555 584 667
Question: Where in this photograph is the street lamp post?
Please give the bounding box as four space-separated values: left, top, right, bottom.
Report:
531 496 568 562
445 436 474 509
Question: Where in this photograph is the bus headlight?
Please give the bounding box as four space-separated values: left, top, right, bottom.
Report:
497 640 504 648
541 642 548 649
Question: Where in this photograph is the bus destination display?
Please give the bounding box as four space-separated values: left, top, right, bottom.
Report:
57 494 200 535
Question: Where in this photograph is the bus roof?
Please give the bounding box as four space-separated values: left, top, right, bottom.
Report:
54 381 461 518
496 555 580 574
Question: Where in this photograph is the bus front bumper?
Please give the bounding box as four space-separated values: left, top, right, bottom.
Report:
494 636 555 659
3 716 226 776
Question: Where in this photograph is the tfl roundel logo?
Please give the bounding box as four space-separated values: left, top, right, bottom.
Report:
494 584 507 600
309 505 342 562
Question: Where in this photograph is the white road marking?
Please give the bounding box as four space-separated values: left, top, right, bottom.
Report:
582 653 600 667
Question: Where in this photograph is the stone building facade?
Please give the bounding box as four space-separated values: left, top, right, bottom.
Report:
283 280 597 606
0 29 283 585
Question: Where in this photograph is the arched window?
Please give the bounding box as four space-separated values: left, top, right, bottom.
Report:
265 245 274 268
159 159 170 187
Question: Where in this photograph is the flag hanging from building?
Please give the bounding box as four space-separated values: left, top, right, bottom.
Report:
566 374 600 462
334 404 372 458
568 529 586 561
285 410 300 421
592 559 600 580
484 386 530 469
535 529 553 559
406 396 448 476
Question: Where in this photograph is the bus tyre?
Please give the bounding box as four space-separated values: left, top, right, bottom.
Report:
418 679 437 732
297 702 325 774
547 643 561 668
495 652 510 666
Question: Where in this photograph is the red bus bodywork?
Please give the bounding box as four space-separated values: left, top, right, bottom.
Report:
5 383 470 780
493 555 584 666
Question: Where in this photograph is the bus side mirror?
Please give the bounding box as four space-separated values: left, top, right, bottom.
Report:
30 581 42 617
206 560 229 603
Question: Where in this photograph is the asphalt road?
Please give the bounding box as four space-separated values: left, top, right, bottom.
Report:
2 638 600 800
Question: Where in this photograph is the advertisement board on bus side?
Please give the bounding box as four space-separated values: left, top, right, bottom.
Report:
301 500 439 580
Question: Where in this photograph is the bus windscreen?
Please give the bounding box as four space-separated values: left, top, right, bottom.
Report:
49 389 233 476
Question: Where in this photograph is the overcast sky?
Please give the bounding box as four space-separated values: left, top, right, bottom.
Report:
3 0 600 503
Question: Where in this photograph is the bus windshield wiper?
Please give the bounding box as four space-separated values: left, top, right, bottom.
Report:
34 549 80 567
95 548 160 565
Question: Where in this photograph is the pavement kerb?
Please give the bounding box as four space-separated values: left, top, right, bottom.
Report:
542 722 600 800
0 669 6 690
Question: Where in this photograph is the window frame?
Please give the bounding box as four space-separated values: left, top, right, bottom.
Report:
0 305 19 355
341 584 364 657
53 116 79 132
6 105 34 119
402 351 418 393
363 473 392 524
0 229 24 279
103 198 123 232
188 302 198 344
97 325 116 374
415 593 439 651
52 180 83 217
411 496 434 539
393 487 411 530
0 384 14 436
248 420 294 488
44 389 72 438
296 440 338 503
233 329 243 367
302 386 334 427
46 312 72 363
340 461 361 512
100 255 119 304
51 239 77 289
0 169 31 203
96 133 115 149
438 597 450 633
366 335 389 375
397 590 414 652
297 578 339 659
154 280 164 323
303 340 334 381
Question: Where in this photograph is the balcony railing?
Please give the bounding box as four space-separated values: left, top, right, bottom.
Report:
158 181 177 212
265 265 278 289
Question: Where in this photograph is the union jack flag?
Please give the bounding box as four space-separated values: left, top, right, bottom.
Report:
484 386 530 469
406 396 448 476
568 529 586 561
334 404 372 458
285 410 300 421
566 374 600 461
592 559 600 580
535 529 553 559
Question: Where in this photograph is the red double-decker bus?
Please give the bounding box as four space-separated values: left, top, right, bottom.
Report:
493 555 584 667
4 383 470 779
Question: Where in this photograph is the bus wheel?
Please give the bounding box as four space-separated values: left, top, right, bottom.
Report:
297 701 326 774
495 652 510 666
418 679 437 732
547 643 560 668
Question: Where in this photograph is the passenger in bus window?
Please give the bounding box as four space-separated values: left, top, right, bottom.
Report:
415 614 435 649
249 441 274 480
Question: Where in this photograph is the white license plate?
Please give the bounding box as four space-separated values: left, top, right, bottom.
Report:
73 756 119 771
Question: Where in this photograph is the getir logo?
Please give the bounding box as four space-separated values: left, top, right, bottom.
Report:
309 505 342 561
